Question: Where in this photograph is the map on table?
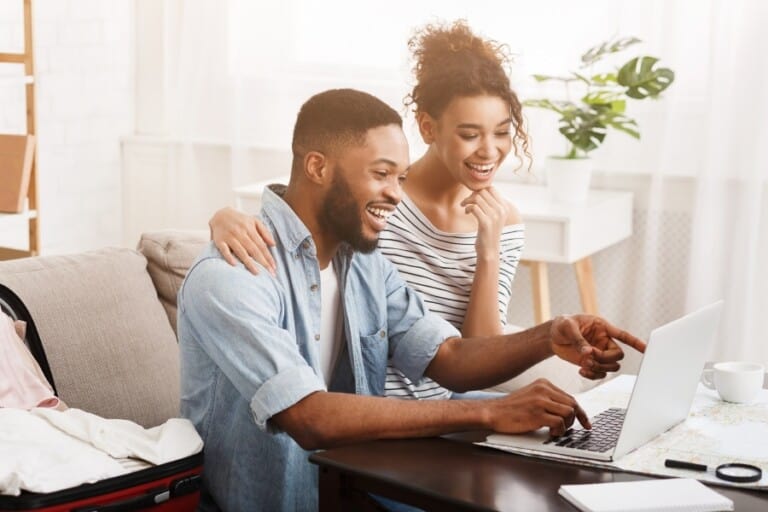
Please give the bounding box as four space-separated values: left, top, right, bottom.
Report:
477 374 768 490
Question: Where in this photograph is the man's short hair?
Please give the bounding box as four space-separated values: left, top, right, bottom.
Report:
291 89 403 174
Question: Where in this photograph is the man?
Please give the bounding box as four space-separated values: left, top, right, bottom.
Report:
178 88 645 511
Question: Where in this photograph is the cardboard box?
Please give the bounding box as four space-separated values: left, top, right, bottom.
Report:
0 134 35 213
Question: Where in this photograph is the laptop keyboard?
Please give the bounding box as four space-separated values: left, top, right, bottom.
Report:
543 407 626 452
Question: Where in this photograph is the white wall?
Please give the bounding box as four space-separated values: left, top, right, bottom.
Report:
121 136 289 245
0 0 134 254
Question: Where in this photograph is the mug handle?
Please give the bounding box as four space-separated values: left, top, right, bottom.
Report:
701 368 716 390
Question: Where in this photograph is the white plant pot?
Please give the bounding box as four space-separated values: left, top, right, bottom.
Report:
546 157 593 203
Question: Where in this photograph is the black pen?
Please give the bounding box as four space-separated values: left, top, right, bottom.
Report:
665 459 707 472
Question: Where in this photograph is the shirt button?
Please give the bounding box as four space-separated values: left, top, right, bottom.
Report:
310 284 318 292
315 334 320 341
379 330 386 338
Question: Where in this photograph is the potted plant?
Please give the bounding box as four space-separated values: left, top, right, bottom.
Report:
524 37 675 202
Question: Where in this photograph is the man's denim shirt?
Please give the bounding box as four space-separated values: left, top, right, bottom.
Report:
178 186 459 512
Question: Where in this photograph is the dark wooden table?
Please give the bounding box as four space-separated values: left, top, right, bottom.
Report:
309 433 768 511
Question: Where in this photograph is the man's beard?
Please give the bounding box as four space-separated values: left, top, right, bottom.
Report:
319 168 379 254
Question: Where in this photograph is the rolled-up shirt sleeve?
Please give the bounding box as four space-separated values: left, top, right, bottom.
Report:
179 256 325 431
379 257 460 383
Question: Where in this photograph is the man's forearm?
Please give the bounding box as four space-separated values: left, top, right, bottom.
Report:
273 391 489 450
425 320 555 392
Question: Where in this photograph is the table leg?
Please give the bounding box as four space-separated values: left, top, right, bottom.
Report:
317 466 342 511
528 261 551 324
574 257 599 314
318 466 410 511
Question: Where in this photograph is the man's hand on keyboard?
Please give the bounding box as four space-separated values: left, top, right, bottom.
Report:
486 379 591 437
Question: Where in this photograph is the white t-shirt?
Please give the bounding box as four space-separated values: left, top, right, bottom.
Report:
318 264 342 386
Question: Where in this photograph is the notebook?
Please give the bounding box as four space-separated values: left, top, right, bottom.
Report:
558 478 734 512
485 301 724 462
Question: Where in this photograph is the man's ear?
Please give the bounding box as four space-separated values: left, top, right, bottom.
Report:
416 112 437 144
304 151 329 184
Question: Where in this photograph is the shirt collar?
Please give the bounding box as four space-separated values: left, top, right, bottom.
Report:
260 184 313 253
261 183 356 264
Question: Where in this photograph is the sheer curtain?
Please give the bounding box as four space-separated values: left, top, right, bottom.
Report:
162 0 768 365
680 1 768 364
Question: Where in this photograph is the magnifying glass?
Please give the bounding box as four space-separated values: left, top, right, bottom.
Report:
665 459 763 483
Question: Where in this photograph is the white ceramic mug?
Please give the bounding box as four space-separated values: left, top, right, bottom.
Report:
701 361 765 404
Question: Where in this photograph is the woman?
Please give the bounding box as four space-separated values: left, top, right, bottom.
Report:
210 20 530 400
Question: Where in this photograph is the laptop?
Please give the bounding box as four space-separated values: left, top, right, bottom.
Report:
485 301 724 462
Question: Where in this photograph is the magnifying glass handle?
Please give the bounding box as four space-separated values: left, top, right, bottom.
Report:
665 459 708 472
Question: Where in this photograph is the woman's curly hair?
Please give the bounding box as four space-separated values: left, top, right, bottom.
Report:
404 20 530 170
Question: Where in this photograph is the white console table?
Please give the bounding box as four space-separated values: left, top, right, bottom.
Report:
495 183 633 323
234 179 633 324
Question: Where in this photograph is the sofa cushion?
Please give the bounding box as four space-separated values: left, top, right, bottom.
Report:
138 231 208 334
0 248 179 427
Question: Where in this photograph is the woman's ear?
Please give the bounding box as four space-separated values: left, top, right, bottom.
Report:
416 112 437 144
303 151 328 184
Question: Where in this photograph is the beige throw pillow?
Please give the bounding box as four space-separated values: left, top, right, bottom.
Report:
138 231 208 334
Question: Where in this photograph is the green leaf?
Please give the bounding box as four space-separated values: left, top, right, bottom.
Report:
533 74 579 83
590 72 617 85
523 99 574 115
558 108 606 153
609 36 642 53
617 56 675 99
609 100 626 113
602 115 640 139
572 72 592 85
582 91 622 105
581 36 642 67
611 123 640 139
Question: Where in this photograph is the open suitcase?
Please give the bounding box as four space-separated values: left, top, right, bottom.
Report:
0 284 203 512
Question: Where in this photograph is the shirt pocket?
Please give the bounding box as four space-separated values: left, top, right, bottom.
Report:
359 323 388 395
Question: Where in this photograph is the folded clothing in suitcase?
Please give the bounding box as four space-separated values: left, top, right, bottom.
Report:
0 284 204 511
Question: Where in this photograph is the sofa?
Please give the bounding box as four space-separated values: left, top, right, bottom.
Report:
0 231 208 428
0 231 593 429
